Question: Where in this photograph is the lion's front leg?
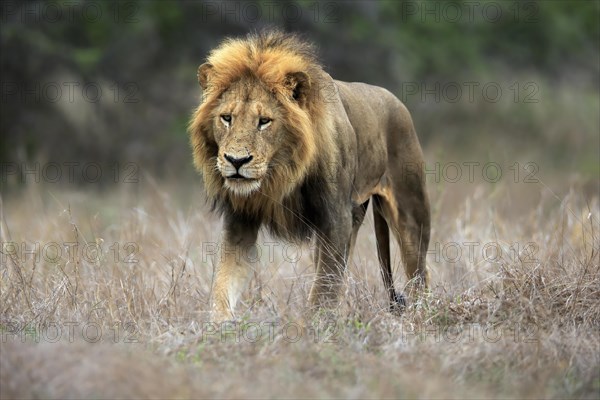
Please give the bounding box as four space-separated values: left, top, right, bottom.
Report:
308 246 346 310
211 215 260 322
308 215 353 311
211 252 250 322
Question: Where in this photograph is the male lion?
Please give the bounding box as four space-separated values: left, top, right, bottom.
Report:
189 30 430 321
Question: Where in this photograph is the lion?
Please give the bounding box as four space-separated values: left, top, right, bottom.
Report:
189 30 430 321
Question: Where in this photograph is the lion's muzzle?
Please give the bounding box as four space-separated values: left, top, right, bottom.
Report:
218 152 267 196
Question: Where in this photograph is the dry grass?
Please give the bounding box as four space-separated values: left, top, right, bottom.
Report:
1 174 599 399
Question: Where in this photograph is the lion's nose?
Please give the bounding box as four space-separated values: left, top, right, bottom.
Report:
224 154 253 170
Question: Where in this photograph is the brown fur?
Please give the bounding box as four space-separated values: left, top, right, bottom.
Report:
189 30 430 320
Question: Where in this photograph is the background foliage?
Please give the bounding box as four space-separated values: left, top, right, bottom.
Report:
1 0 598 185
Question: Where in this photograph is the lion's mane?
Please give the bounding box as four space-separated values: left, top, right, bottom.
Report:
189 30 336 236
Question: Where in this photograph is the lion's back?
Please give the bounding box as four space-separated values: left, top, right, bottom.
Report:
331 80 418 190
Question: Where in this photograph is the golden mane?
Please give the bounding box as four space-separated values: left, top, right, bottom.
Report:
188 30 336 220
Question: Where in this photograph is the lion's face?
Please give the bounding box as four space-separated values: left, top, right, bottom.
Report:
212 80 286 197
191 58 317 207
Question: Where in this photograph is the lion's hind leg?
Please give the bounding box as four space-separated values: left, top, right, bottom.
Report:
372 195 406 312
373 175 430 305
388 170 431 291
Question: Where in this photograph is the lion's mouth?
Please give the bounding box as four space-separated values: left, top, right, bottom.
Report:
224 175 262 196
226 173 254 180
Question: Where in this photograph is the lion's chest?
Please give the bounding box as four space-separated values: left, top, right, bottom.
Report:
261 179 330 242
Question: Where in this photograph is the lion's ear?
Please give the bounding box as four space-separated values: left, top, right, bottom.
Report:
198 63 213 89
284 71 311 105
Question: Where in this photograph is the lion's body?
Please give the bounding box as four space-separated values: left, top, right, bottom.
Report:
190 31 430 320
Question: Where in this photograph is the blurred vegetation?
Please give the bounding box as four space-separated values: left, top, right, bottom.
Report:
1 0 598 186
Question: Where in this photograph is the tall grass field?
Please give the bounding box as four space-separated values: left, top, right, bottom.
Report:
1 169 598 398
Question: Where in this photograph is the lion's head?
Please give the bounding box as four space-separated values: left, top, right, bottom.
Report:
189 30 333 213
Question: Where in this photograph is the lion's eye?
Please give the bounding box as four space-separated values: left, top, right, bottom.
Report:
258 117 272 130
220 114 232 125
